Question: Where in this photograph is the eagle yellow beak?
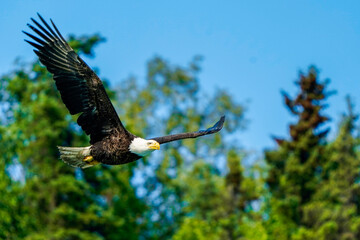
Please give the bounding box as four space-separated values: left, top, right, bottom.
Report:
148 141 160 150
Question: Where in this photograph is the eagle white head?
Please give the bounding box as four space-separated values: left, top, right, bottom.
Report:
129 138 160 157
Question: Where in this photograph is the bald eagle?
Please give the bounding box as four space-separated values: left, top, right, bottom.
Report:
23 14 225 168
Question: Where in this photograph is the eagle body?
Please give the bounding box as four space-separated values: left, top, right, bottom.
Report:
91 134 140 165
24 14 225 168
58 135 155 168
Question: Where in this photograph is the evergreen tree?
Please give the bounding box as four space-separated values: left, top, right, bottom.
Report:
264 66 331 239
294 97 360 239
172 149 265 240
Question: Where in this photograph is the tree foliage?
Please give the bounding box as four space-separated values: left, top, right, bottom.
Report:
0 33 250 239
0 34 144 240
1 33 360 240
264 67 360 240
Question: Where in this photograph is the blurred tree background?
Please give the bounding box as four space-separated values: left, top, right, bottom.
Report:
0 34 360 240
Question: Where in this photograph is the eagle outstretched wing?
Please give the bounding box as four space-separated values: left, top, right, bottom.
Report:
151 116 225 144
23 14 129 144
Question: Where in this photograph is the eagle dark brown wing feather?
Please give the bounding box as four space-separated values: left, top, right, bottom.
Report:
151 116 225 144
23 14 129 144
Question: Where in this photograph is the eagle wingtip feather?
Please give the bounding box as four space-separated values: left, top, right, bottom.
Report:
214 115 225 131
201 115 226 135
37 13 45 22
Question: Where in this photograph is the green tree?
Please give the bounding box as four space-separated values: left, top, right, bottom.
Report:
172 149 265 240
293 98 360 240
0 126 32 239
264 66 331 239
0 34 145 239
115 56 257 239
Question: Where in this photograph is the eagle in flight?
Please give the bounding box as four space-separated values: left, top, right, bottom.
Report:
23 14 225 168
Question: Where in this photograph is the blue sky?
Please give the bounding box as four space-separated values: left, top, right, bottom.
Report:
1 1 360 154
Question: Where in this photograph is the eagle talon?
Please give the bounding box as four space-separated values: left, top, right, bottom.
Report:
83 155 94 163
83 156 99 166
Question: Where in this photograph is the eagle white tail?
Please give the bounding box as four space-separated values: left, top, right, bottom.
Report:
58 146 98 169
